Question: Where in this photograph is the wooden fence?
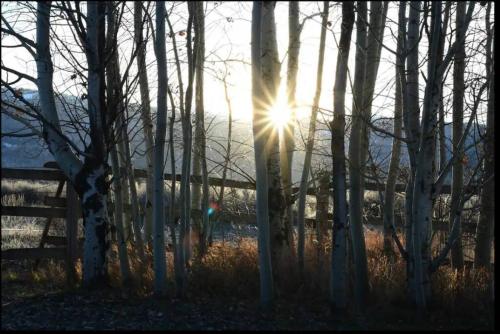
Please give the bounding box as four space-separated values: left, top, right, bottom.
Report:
1 161 481 282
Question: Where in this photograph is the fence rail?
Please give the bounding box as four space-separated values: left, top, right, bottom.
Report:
3 166 474 195
1 162 484 280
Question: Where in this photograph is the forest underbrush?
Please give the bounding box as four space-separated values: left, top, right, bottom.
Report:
2 231 494 330
1 181 494 329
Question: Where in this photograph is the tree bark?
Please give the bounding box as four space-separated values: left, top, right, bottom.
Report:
79 1 111 288
449 1 466 271
383 1 404 256
280 1 300 252
410 1 442 310
330 1 354 312
315 170 329 272
252 0 274 310
178 2 195 296
210 74 233 245
164 7 189 294
408 2 476 309
152 1 168 296
474 2 494 270
110 143 131 283
437 2 451 174
359 1 389 173
166 86 180 259
116 137 132 240
297 0 329 277
348 0 371 308
36 2 112 288
192 2 209 257
107 2 145 263
36 2 82 182
260 1 288 280
134 2 154 245
105 2 134 280
119 112 145 260
404 0 421 302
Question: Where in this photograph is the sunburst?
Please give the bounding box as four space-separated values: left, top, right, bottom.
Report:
268 95 291 132
251 80 295 155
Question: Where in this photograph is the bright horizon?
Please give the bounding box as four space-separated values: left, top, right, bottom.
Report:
1 2 490 126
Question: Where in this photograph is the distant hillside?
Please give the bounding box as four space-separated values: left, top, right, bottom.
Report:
1 90 484 185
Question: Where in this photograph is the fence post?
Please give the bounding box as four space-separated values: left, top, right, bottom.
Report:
66 181 79 286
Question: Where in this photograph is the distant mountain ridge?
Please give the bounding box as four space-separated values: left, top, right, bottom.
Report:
1 89 484 185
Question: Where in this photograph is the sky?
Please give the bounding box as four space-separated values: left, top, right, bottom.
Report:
1 1 492 127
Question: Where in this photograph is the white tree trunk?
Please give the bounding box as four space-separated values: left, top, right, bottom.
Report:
449 1 466 270
36 2 112 287
80 1 111 287
152 1 168 296
110 144 131 283
347 0 369 307
252 0 274 310
36 2 82 181
209 74 233 245
383 1 404 256
165 7 190 294
474 3 494 270
410 1 442 309
330 1 354 311
78 163 111 286
134 2 154 245
167 87 179 257
359 1 389 170
409 1 476 309
107 2 145 262
315 171 329 271
119 116 145 261
116 135 132 240
105 3 133 280
281 1 300 252
193 2 209 257
297 0 329 276
260 1 288 279
404 0 421 301
437 3 451 174
177 2 196 296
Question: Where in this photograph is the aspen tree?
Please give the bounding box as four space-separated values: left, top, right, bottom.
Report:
134 2 154 244
152 1 168 296
251 0 274 310
449 1 466 270
330 1 354 311
260 1 288 278
297 0 329 276
281 1 300 249
383 1 405 256
474 2 494 270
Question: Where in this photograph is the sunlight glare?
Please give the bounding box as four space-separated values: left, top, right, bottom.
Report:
268 94 291 131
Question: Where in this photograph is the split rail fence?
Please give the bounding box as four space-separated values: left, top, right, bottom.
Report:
2 161 480 282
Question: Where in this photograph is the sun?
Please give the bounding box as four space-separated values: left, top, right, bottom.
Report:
269 105 290 131
268 93 291 131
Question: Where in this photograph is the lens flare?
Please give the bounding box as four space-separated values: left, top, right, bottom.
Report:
268 92 291 131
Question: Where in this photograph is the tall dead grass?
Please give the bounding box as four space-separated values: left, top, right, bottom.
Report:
2 226 493 330
103 229 492 314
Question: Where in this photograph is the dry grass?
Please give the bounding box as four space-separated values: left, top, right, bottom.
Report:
1 180 59 205
3 222 493 305
1 228 493 329
189 239 260 299
105 231 493 312
1 181 493 328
